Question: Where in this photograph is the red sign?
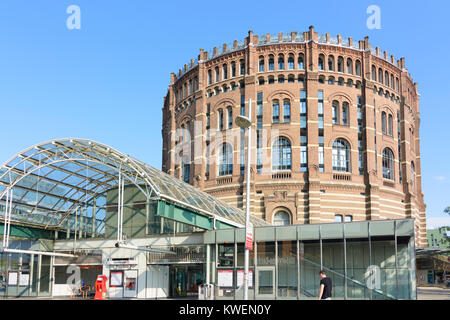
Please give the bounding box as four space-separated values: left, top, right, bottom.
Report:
246 226 253 250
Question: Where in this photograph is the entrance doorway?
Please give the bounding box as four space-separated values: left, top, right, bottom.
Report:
255 266 275 299
169 264 204 297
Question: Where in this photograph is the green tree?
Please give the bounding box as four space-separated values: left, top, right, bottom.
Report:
445 207 450 215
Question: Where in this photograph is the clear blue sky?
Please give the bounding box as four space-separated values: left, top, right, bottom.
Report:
0 0 449 227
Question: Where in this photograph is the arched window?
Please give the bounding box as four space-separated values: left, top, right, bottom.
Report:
258 77 265 85
332 139 351 172
298 54 305 69
338 56 344 72
182 155 190 183
318 54 324 70
372 65 377 81
272 100 280 123
410 162 415 191
273 211 290 226
278 75 285 84
388 114 393 136
347 79 353 88
396 78 400 92
378 68 383 84
288 74 295 83
218 109 224 130
328 76 335 85
338 77 345 86
268 55 274 70
288 54 294 69
391 74 394 90
268 76 275 84
334 214 343 223
355 60 361 76
231 61 236 77
385 71 389 87
382 112 387 134
342 102 349 125
215 66 220 82
278 54 285 70
222 84 228 93
328 55 335 71
272 137 292 171
208 69 212 85
347 58 353 74
223 64 228 80
283 99 291 122
240 59 245 75
382 148 394 180
259 56 265 72
332 100 339 124
218 143 233 176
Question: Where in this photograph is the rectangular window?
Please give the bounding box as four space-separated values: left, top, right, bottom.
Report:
257 92 263 173
283 101 290 122
228 108 233 129
318 90 324 172
272 102 280 123
300 146 307 171
240 95 245 116
208 70 212 85
240 60 245 75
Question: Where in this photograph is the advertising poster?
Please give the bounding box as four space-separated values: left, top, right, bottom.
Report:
217 270 233 287
19 272 30 286
110 271 123 287
8 271 18 286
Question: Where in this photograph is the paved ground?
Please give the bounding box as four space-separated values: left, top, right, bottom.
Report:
417 286 450 300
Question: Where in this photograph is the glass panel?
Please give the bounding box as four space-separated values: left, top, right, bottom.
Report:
258 269 274 294
276 226 297 241
371 238 397 299
345 222 369 239
369 220 394 236
321 224 343 239
236 243 254 267
396 220 414 236
257 242 275 266
277 241 297 298
216 229 234 243
397 236 413 299
346 239 371 299
218 244 234 267
255 227 275 242
299 240 320 299
39 255 51 296
298 224 320 241
322 239 345 299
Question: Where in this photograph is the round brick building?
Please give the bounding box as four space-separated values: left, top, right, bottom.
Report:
162 26 426 247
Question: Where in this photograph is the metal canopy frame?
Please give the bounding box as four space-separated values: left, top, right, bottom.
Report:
0 138 268 257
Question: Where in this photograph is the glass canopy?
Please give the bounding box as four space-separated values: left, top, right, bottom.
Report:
0 138 268 236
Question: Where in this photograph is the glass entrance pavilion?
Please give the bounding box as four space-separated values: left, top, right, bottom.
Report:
0 139 417 299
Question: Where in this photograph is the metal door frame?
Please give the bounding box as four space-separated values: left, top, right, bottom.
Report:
255 266 276 299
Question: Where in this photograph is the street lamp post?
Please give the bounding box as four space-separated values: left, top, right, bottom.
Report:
235 99 252 300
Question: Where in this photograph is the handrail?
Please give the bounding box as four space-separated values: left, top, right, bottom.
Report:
302 257 396 300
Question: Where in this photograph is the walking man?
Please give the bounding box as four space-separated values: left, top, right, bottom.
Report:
318 270 332 300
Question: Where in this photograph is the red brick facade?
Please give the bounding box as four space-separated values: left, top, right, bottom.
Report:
162 27 426 247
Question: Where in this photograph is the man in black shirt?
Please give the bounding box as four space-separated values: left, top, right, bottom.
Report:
318 270 332 300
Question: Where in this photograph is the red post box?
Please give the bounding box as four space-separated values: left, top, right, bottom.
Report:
94 275 108 300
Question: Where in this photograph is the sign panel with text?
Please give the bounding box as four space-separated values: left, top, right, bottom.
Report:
246 224 253 250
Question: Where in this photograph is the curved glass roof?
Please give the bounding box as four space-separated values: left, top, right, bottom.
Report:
0 138 268 234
